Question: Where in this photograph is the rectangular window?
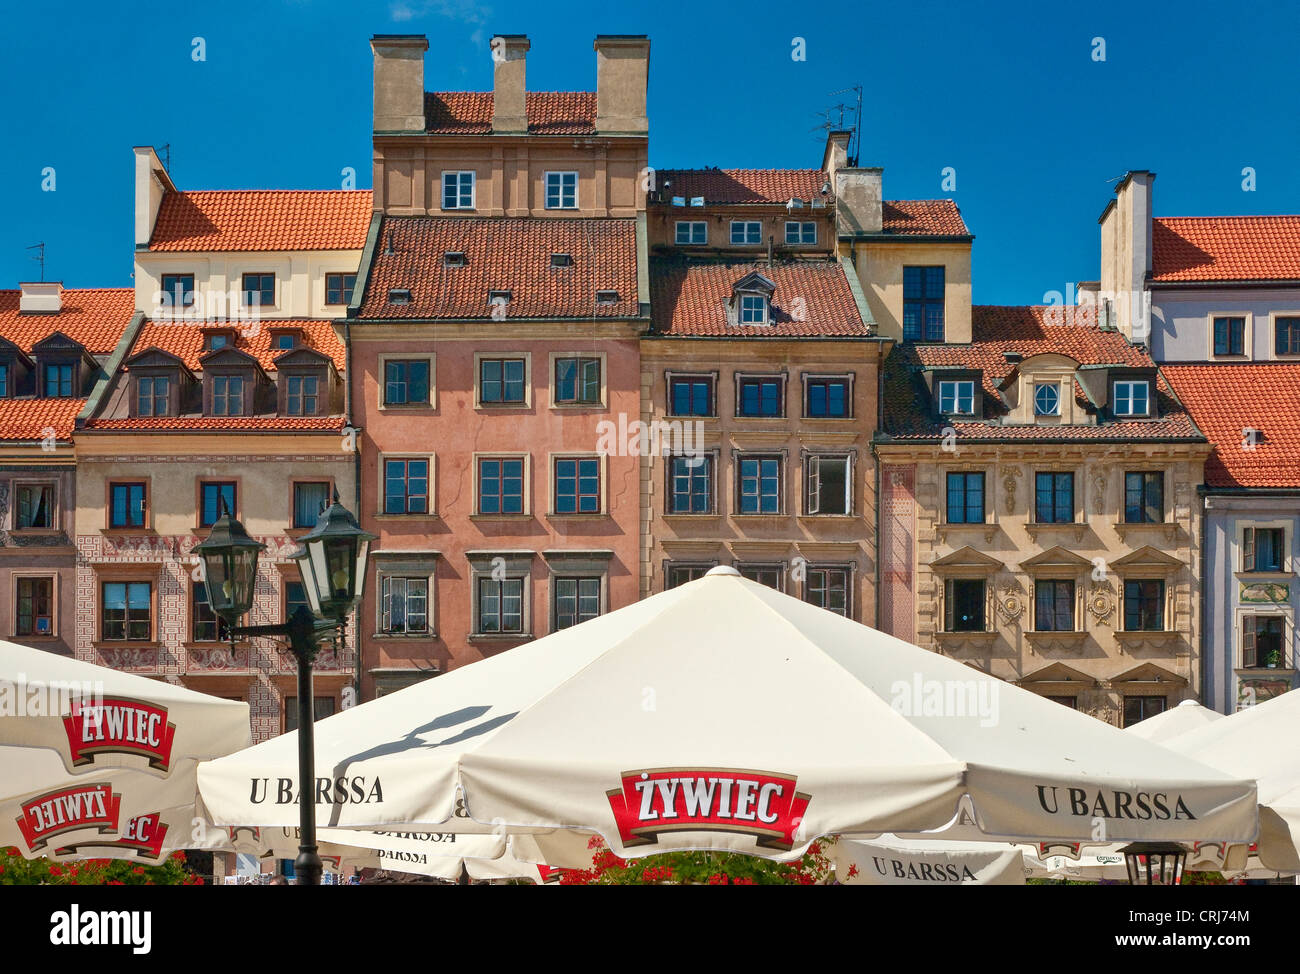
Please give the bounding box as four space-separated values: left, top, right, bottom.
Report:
667 565 710 589
944 578 986 632
191 582 230 643
16 577 53 637
554 357 601 405
739 565 783 590
284 696 336 733
383 360 430 406
325 273 356 306
806 455 850 515
805 378 850 418
285 580 309 621
211 375 244 416
16 484 54 529
293 481 331 529
200 482 237 526
1276 317 1300 356
1124 472 1163 524
669 455 712 514
784 221 817 245
478 457 524 515
1034 580 1075 632
1123 696 1167 727
937 380 974 415
241 273 275 308
381 576 429 634
1113 380 1150 417
903 266 945 341
441 171 475 210
946 472 985 524
286 375 319 416
1243 526 1285 572
554 457 601 514
737 377 783 417
138 376 170 417
383 459 429 515
738 456 781 514
738 294 768 324
44 363 74 397
109 483 147 528
161 274 195 308
544 171 578 210
0 364 7 397
730 221 762 245
478 577 524 633
675 221 707 245
1242 615 1285 668
1123 579 1165 631
1213 316 1245 356
101 581 151 642
669 376 713 416
1035 472 1074 523
479 358 526 405
805 567 849 617
554 576 600 630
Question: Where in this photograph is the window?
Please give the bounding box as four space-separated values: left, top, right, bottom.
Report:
44 364 74 398
669 455 712 514
675 221 707 245
544 171 578 210
1213 316 1245 356
211 376 244 416
16 484 54 529
272 333 296 350
784 221 816 245
937 380 974 415
1035 472 1074 523
1123 580 1165 631
1124 472 1163 524
1243 526 1286 573
1113 380 1150 417
806 455 850 515
805 377 850 418
161 274 195 308
191 583 229 643
1033 382 1060 416
383 459 429 515
738 294 768 324
478 457 524 515
204 334 228 352
737 377 783 417
737 456 781 514
109 483 147 528
667 564 710 589
1123 696 1167 727
15 577 53 637
284 696 336 732
805 567 850 617
200 482 237 526
1243 616 1285 668
381 577 429 634
944 579 985 632
1034 580 1075 632
325 273 356 306
293 482 331 529
669 375 713 416
903 266 945 341
554 457 600 514
478 577 524 633
739 565 783 590
730 221 762 245
388 288 412 305
444 252 467 268
946 472 985 524
554 357 601 405
0 364 7 397
286 375 319 416
242 273 275 308
101 581 151 641
479 358 526 405
285 581 309 621
554 577 600 630
442 171 475 210
383 359 430 406
1276 317 1300 356
137 376 169 417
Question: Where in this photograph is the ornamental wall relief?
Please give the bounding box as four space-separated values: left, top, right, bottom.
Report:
1001 466 1023 515
1087 579 1115 626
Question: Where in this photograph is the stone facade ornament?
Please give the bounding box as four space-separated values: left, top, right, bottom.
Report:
1087 580 1115 625
1092 471 1107 515
1001 465 1023 515
996 584 1025 623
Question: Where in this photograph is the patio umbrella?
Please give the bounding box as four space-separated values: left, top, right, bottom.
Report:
1126 699 1224 744
198 568 1258 858
830 835 1025 885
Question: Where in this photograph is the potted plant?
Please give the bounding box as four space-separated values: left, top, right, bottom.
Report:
1263 647 1282 669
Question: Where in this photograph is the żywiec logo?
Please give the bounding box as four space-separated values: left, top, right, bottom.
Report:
62 697 177 772
17 783 122 852
606 768 811 850
54 812 169 861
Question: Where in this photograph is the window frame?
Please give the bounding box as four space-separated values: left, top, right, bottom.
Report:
783 221 817 245
1034 471 1075 524
13 574 56 639
1033 381 1061 417
803 565 852 619
1033 579 1077 632
474 353 530 408
474 574 528 636
160 273 195 309
543 171 579 210
474 453 529 517
729 220 762 245
99 579 155 644
1112 379 1151 418
379 456 433 516
674 221 707 245
14 481 57 531
943 577 987 632
1123 471 1164 524
551 575 602 631
945 471 986 524
441 170 476 211
1211 314 1248 358
209 374 246 417
379 575 431 635
379 355 434 409
803 374 853 419
804 453 853 516
1241 613 1287 668
1241 523 1290 574
937 379 975 416
902 265 946 342
240 272 276 309
551 353 605 408
667 372 716 418
734 373 786 418
324 272 357 307
666 453 716 515
197 480 238 529
1273 314 1300 358
550 453 605 516
1122 578 1166 632
107 480 150 530
735 452 784 516
290 479 334 530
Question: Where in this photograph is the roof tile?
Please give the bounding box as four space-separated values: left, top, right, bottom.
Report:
149 191 373 252
0 288 135 354
424 92 597 135
128 319 344 372
1152 216 1300 282
0 399 86 441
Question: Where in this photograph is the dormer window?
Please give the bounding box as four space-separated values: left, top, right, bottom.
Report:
1113 380 1150 417
938 380 975 416
739 294 768 324
444 252 467 268
204 333 229 352
551 253 573 268
211 375 245 416
272 334 295 350
595 289 619 306
388 288 412 305
1033 382 1061 417
43 363 75 398
137 375 170 417
488 290 512 307
0 363 8 398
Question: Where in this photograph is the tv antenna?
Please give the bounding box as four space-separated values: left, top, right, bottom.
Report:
26 242 45 282
157 143 171 173
811 85 863 165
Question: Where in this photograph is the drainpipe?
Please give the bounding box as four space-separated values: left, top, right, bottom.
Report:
1199 491 1210 711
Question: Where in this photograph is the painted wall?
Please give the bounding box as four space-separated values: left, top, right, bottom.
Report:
849 240 973 344
0 456 77 655
1151 287 1300 362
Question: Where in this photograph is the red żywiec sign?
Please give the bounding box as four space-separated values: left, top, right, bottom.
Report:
16 783 122 852
606 768 811 850
54 812 170 861
62 697 177 772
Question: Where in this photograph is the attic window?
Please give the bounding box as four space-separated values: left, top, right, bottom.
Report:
388 288 412 306
444 251 467 268
551 253 573 268
271 333 297 350
203 333 231 352
595 289 619 306
738 294 768 324
1243 427 1265 445
488 290 512 307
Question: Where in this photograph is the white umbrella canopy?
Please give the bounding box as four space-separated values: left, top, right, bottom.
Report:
198 568 1258 858
1126 699 1224 744
831 835 1026 885
0 640 249 859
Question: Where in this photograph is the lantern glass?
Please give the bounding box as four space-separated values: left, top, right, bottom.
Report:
192 503 266 628
290 495 374 621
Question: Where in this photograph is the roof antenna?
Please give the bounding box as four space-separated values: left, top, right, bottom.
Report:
26 242 45 282
157 143 171 173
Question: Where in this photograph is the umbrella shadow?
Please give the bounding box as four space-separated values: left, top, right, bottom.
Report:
329 705 518 771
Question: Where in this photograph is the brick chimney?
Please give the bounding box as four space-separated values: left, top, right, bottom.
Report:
594 35 649 134
371 34 428 132
834 167 883 235
492 35 530 133
19 282 61 315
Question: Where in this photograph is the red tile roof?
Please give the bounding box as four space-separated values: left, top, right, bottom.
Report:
0 288 135 354
127 320 344 372
86 416 343 432
424 92 597 135
1163 364 1300 488
149 191 373 252
649 258 868 337
356 217 640 320
654 169 826 205
881 200 969 236
0 399 86 441
1152 216 1300 282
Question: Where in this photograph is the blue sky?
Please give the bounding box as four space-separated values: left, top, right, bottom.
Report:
2 0 1298 303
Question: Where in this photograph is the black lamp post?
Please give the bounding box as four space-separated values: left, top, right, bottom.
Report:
194 493 374 886
1119 842 1188 885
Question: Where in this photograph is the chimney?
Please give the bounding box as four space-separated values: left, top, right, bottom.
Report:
370 34 428 132
834 167 883 235
19 282 61 315
133 146 174 249
492 34 530 133
594 35 649 134
822 130 852 182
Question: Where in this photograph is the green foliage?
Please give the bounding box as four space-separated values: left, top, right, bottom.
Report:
555 837 836 885
0 845 203 886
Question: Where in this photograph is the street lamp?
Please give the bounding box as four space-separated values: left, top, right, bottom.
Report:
1119 843 1188 885
194 492 375 886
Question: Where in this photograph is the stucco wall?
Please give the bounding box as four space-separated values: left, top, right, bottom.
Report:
1151 287 1300 362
